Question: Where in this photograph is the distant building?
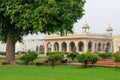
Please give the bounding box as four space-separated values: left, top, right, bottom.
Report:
44 22 113 53
19 39 44 52
0 42 6 52
0 22 120 53
0 39 44 53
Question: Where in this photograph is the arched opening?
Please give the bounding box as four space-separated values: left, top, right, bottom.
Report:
78 41 84 52
62 42 67 51
70 42 76 52
47 42 52 52
36 46 39 53
39 45 44 52
94 43 97 52
98 43 101 51
102 43 105 51
54 42 59 52
106 42 111 52
88 41 92 51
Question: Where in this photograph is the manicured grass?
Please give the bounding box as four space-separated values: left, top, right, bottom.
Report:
0 59 5 63
33 58 46 63
0 57 46 63
0 65 120 80
15 57 46 63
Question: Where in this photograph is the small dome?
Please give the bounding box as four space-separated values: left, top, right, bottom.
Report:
106 26 113 32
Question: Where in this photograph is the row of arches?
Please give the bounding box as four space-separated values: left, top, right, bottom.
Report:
47 42 84 52
46 41 111 52
36 45 44 52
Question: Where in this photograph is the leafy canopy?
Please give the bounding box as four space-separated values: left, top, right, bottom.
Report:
0 0 85 43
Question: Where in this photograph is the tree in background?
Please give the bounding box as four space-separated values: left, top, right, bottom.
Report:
0 0 85 64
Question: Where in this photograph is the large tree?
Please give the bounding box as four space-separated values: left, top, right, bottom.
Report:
0 0 85 64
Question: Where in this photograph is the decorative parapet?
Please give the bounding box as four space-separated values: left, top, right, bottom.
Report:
44 32 112 40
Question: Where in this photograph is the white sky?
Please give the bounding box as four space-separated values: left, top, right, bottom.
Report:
74 0 120 34
24 0 120 39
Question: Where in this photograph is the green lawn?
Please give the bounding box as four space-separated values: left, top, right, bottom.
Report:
15 57 46 63
0 65 120 80
0 57 46 63
0 59 5 63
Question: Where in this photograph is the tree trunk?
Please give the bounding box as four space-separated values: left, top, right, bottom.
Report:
51 61 55 69
6 37 16 64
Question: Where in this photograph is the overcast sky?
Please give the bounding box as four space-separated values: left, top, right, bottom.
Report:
24 0 120 39
74 0 120 34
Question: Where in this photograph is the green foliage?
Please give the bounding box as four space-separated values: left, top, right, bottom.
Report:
0 0 85 43
0 0 85 64
20 52 38 65
89 54 99 64
97 52 112 59
27 50 37 54
114 54 120 63
48 52 63 68
76 52 98 67
67 52 78 61
48 52 63 62
39 52 44 54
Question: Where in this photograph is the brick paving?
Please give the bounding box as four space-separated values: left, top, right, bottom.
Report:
67 59 120 67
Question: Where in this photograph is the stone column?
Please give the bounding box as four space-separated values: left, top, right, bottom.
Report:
103 43 106 52
104 43 107 52
84 41 88 53
94 43 96 52
110 42 113 52
75 42 78 52
51 42 54 52
100 43 103 52
67 42 70 52
44 42 47 54
59 42 62 52
96 43 98 52
92 42 95 53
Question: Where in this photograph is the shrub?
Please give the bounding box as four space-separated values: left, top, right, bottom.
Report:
89 54 99 64
67 52 78 61
39 52 44 54
20 53 37 65
97 52 112 59
76 52 98 68
48 52 63 69
114 54 120 63
60 52 69 55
